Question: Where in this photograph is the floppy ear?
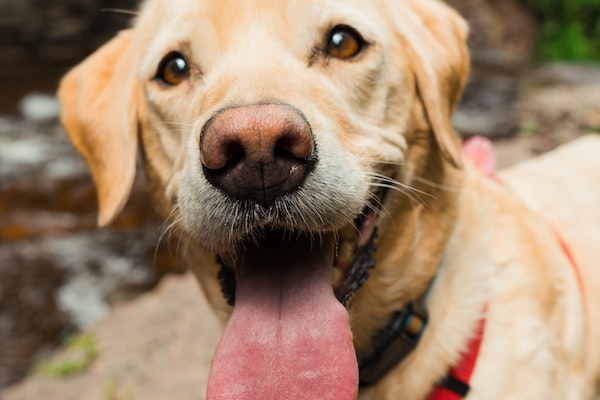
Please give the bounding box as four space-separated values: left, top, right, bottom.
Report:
58 30 139 226
388 0 469 166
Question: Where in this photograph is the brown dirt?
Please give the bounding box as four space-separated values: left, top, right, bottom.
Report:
2 275 220 400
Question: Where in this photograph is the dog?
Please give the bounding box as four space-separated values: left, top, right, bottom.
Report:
58 0 600 398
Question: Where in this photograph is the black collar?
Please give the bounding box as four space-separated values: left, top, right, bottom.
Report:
357 298 429 386
356 277 476 400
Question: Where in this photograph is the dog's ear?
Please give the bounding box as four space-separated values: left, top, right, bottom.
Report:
59 30 139 226
389 0 469 166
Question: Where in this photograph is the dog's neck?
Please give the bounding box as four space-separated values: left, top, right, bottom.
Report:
353 161 496 398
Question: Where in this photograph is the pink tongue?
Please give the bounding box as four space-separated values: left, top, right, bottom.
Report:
207 235 358 400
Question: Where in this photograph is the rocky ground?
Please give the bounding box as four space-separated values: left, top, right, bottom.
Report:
3 275 220 400
0 0 599 399
0 111 183 389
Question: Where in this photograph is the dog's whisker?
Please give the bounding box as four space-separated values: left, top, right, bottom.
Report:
174 228 187 273
366 193 393 221
411 175 462 192
100 8 139 16
369 172 441 204
369 177 431 212
367 174 435 200
155 205 188 273
370 183 423 208
156 216 176 263
364 159 463 193
363 158 410 167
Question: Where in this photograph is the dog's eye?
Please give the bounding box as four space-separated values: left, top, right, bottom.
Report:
325 25 366 60
156 52 190 86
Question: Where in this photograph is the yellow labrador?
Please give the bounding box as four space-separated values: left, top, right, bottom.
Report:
58 0 600 398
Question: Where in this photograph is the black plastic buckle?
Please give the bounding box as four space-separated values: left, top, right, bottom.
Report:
439 374 470 397
358 302 428 386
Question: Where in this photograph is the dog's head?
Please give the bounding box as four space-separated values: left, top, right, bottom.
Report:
59 0 468 397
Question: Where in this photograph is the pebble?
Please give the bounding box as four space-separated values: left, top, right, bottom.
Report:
18 93 60 123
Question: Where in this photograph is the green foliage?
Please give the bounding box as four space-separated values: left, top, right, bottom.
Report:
523 0 600 61
35 333 99 378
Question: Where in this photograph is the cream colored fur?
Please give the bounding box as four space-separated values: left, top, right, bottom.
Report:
58 0 600 398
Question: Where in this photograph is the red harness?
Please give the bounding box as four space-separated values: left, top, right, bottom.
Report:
427 317 485 399
426 136 585 399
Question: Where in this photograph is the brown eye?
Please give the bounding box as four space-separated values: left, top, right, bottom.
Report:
325 25 366 60
156 52 189 86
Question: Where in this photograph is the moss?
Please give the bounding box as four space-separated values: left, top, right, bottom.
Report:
35 333 99 378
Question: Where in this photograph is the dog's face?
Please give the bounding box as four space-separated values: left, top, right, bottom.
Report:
59 0 468 397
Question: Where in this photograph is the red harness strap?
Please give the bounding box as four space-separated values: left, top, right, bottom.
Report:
552 225 586 301
425 137 586 399
423 137 492 399
427 223 586 400
424 137 491 399
427 317 486 400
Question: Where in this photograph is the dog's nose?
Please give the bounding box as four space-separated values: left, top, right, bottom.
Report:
200 104 316 207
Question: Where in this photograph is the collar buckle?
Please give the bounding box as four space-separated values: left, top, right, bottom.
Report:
358 301 428 386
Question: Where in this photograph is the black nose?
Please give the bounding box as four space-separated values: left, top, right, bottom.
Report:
200 104 316 207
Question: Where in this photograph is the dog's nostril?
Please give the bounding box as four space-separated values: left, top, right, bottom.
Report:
200 104 316 206
275 130 313 161
223 141 245 170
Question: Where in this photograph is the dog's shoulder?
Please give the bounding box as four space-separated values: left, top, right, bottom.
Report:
499 135 600 223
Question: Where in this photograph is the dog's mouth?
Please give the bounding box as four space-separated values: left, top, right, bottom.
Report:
217 203 379 307
207 195 382 400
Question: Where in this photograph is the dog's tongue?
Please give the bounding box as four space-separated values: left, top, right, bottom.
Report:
207 235 358 400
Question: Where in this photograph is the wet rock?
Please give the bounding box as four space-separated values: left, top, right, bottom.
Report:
0 0 140 114
447 0 537 139
517 64 600 143
0 116 181 389
0 229 166 389
18 93 61 123
446 0 537 65
454 69 520 139
0 116 94 240
529 63 600 86
0 248 70 390
0 0 139 55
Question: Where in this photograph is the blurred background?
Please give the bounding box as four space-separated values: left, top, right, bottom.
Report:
0 0 179 393
0 0 599 398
